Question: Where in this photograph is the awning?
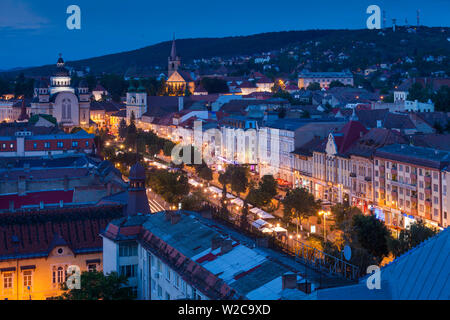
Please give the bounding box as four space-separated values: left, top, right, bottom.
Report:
226 193 235 199
231 198 244 206
272 226 287 233
188 179 201 187
250 207 275 219
208 186 222 194
251 219 267 229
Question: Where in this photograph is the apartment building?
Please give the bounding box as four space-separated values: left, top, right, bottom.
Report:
373 144 450 230
298 71 354 89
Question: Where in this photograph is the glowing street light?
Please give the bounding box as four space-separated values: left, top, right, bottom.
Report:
318 210 331 241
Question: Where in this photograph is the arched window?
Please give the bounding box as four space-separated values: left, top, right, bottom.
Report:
57 267 64 283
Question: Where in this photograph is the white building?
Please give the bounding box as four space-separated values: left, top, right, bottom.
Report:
30 54 90 128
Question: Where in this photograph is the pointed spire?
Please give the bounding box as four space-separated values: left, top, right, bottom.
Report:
170 34 177 60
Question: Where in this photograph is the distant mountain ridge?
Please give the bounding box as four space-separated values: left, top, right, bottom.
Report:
2 27 450 77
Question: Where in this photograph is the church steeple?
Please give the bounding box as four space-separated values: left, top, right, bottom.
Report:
170 34 177 60
168 34 181 77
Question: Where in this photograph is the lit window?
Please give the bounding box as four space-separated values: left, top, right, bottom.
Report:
3 272 13 290
23 270 32 288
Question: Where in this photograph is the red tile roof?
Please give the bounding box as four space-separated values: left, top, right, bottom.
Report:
0 190 74 210
0 205 124 260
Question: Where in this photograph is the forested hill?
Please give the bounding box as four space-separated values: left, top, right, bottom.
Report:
2 27 450 77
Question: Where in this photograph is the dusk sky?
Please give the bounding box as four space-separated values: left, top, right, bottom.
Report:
1 0 449 70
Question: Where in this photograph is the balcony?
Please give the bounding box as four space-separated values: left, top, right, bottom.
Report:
425 176 432 184
391 168 398 175
425 199 432 207
349 172 356 178
365 176 372 182
379 165 385 173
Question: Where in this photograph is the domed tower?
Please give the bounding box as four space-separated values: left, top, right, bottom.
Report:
50 54 73 95
168 35 181 77
127 162 151 216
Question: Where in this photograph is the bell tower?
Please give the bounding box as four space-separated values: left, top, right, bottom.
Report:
168 34 181 77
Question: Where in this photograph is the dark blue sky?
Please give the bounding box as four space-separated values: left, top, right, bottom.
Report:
1 0 449 70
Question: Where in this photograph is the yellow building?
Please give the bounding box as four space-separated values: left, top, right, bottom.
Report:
0 205 123 300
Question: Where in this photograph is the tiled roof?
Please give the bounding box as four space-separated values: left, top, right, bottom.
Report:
375 144 450 169
0 205 124 261
0 190 74 210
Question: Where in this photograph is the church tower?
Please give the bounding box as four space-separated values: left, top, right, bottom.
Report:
168 35 181 77
126 80 147 122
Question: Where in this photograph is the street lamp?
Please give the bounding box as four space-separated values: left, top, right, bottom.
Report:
318 210 331 241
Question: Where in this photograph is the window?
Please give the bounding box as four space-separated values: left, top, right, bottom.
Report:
433 184 438 192
157 259 162 273
157 285 162 298
57 142 63 148
33 143 37 149
165 292 171 300
175 274 180 288
72 141 78 147
23 270 32 288
434 197 439 205
88 264 97 272
10 143 13 149
434 209 439 216
165 266 171 281
3 272 13 290
53 266 65 284
85 141 89 147
44 142 50 148
119 243 138 257
119 265 137 278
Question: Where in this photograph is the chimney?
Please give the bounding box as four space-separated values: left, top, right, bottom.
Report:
178 96 184 112
211 235 225 250
220 238 233 255
282 273 297 290
297 281 312 294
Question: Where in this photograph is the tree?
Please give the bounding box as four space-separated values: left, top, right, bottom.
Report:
147 169 189 204
282 188 320 227
200 77 229 94
118 118 127 139
230 165 249 198
433 86 450 112
351 214 391 261
196 163 213 182
57 271 133 300
307 82 321 91
331 203 362 226
408 82 430 103
247 175 278 208
388 221 437 257
329 80 346 88
240 199 250 230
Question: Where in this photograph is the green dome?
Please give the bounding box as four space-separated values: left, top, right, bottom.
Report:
128 81 137 92
136 80 146 93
